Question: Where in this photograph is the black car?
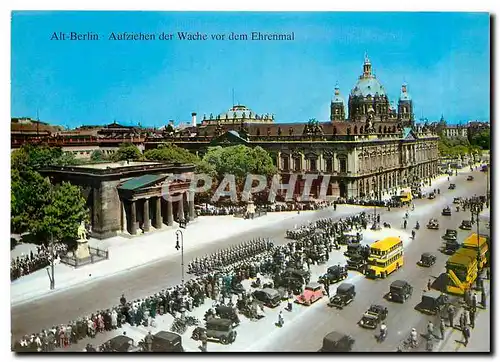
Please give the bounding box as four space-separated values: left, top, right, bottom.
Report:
415 291 449 315
346 254 367 273
150 331 184 352
252 288 282 308
443 240 461 255
442 229 457 241
328 283 356 309
448 183 456 190
467 176 474 181
453 197 462 204
427 219 439 230
387 280 413 303
442 207 452 216
459 220 473 230
319 332 355 352
417 252 436 267
215 305 240 326
428 192 436 200
318 265 348 284
103 335 140 352
358 304 388 329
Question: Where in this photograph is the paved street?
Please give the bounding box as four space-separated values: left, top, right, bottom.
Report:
11 168 490 353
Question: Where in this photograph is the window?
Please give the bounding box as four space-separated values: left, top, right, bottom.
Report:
339 158 347 173
293 157 301 172
281 156 289 171
326 159 333 173
309 158 317 171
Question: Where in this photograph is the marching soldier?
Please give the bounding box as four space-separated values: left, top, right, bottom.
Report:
144 331 153 352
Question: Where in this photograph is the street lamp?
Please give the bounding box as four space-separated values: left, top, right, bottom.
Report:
45 234 55 290
485 168 490 208
175 230 185 286
470 198 483 290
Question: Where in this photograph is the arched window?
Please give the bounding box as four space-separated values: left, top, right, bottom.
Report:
378 126 382 133
354 126 358 134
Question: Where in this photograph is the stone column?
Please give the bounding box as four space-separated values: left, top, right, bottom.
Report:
178 193 185 221
143 198 150 232
121 200 127 232
167 199 174 226
154 196 162 229
188 191 195 220
130 200 137 235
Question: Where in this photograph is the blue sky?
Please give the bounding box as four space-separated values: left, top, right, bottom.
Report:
11 11 490 128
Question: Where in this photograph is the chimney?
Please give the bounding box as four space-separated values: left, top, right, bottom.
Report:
191 112 197 127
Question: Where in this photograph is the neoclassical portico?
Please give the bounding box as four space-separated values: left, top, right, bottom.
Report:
118 175 196 236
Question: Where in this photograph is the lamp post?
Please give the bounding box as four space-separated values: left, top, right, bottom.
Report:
175 229 185 286
470 198 482 289
485 168 489 208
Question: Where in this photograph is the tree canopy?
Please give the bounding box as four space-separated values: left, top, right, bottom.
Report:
112 143 142 161
470 129 490 150
11 145 88 246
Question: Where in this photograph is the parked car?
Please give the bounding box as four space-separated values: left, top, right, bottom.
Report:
149 331 183 352
319 332 355 352
415 291 449 315
467 176 474 181
427 219 439 230
358 304 388 329
296 282 325 306
386 280 413 303
103 335 141 352
442 229 457 241
205 318 237 345
318 265 348 284
459 220 473 230
252 288 282 308
215 305 240 326
448 183 456 190
328 283 356 309
442 207 452 216
417 253 436 267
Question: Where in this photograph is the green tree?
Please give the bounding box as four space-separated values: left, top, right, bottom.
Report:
33 182 89 244
144 143 199 164
112 143 142 161
90 150 106 162
470 129 490 150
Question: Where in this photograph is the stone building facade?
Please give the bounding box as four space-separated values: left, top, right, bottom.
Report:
40 161 196 239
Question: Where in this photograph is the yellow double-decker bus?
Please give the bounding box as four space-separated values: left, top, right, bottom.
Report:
462 233 488 269
446 247 478 295
365 236 404 279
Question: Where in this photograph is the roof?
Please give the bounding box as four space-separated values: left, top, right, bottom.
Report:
337 283 354 292
421 252 434 258
107 335 134 351
370 236 402 252
213 104 274 122
447 248 477 267
306 282 322 289
118 174 167 191
390 280 409 288
206 318 233 327
463 233 487 248
351 77 386 97
154 331 181 342
422 290 443 300
324 331 348 342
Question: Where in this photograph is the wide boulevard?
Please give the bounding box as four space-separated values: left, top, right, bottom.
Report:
11 168 490 352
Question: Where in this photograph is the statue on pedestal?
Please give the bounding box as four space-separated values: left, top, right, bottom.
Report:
246 200 256 220
75 221 91 260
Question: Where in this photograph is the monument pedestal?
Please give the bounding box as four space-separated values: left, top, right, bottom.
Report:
75 238 90 259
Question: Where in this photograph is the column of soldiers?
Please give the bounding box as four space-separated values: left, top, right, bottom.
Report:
187 238 274 275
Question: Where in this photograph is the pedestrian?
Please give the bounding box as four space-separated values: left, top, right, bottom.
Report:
427 321 434 338
144 331 153 352
427 279 432 291
404 219 407 229
439 318 446 340
287 293 293 312
469 308 475 329
471 293 478 310
426 333 434 352
277 310 284 327
462 326 470 347
325 281 330 298
486 267 490 280
481 289 487 308
200 330 208 352
447 305 455 328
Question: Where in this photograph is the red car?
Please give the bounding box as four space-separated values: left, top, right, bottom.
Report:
295 282 325 306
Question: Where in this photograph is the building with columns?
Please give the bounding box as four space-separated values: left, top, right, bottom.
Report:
40 161 196 239
145 56 440 200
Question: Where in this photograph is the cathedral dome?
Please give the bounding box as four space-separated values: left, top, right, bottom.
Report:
350 54 386 98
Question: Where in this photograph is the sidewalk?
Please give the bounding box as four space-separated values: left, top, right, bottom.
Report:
10 211 307 306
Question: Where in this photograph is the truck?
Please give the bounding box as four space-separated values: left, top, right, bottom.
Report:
446 247 478 295
462 233 489 269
